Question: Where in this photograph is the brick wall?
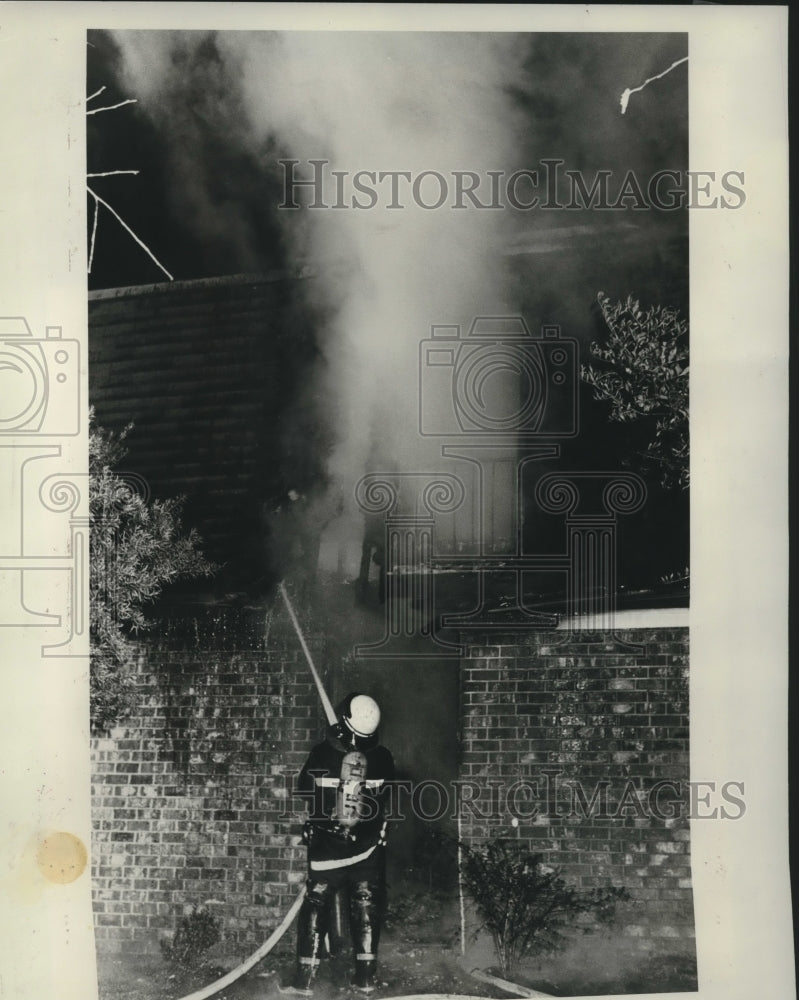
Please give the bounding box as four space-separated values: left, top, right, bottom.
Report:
459 627 694 950
88 273 328 591
91 608 327 957
92 620 693 958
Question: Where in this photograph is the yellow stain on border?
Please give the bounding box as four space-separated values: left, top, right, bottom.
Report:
35 831 87 885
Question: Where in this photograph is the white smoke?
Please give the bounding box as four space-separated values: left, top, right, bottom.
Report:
112 30 526 571
228 34 522 484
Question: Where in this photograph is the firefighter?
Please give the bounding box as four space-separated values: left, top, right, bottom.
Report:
286 693 395 995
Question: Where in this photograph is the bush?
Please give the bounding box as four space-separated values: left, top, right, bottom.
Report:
457 838 627 978
160 906 222 966
581 292 688 490
90 410 216 732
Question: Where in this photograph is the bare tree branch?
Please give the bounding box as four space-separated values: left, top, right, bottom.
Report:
86 86 172 281
620 56 688 114
87 170 141 178
87 186 174 281
87 98 138 116
88 194 99 275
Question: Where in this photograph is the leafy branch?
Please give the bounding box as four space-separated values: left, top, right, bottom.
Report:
581 292 689 490
457 838 627 977
433 833 627 978
90 412 216 731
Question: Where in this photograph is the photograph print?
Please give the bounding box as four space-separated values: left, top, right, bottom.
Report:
86 23 698 1000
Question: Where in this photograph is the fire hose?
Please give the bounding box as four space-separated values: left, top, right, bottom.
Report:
175 583 493 1000
174 583 336 1000
174 889 305 1000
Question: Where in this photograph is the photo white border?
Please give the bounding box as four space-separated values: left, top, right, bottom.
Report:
0 5 790 999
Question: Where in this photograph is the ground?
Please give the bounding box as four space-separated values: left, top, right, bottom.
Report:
96 888 697 999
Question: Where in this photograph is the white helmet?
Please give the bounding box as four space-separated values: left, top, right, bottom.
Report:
341 693 381 737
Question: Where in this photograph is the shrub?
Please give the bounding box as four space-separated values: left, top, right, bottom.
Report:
90 410 216 732
160 906 222 966
457 838 627 978
581 292 688 490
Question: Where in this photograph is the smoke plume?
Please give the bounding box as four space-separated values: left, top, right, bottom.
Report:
111 30 526 569
107 29 688 579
